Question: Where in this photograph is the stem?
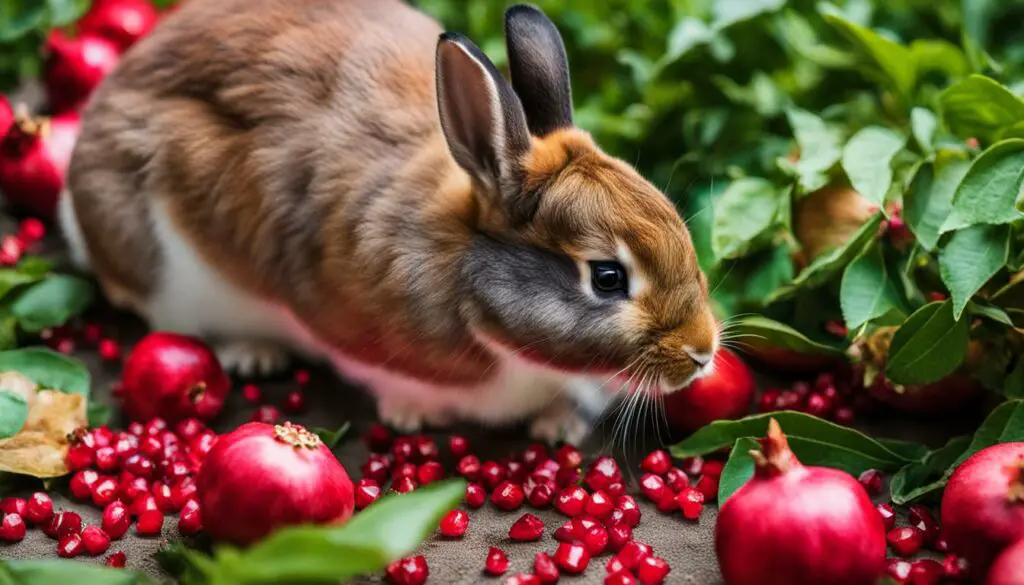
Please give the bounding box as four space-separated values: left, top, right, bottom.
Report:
752 418 801 477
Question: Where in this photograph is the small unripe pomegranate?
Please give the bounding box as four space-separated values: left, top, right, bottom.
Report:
664 348 755 432
0 109 80 219
42 32 120 113
77 0 159 53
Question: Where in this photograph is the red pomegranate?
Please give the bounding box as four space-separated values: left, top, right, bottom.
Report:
0 110 80 219
0 96 12 139
988 539 1024 585
743 345 838 374
42 32 119 113
665 348 755 432
77 0 159 53
867 372 984 416
942 442 1024 582
118 332 230 423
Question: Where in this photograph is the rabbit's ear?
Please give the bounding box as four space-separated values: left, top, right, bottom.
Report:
504 4 573 137
436 32 530 191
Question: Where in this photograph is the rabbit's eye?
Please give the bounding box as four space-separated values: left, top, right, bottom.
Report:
589 261 629 299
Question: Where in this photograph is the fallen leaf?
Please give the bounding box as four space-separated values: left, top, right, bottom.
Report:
0 379 86 478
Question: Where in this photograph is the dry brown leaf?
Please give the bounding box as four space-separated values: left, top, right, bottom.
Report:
0 371 37 404
0 430 71 477
0 380 86 478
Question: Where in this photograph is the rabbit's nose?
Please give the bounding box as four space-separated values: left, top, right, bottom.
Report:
684 347 713 368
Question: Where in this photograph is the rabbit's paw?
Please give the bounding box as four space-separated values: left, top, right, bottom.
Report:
215 340 290 378
530 399 590 446
377 398 430 433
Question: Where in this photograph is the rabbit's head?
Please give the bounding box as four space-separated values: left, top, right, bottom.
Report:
438 4 718 395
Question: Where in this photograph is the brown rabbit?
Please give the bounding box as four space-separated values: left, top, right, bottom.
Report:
60 0 719 440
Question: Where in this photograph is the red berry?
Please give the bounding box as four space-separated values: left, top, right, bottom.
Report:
456 455 481 481
876 503 896 531
607 522 632 552
136 510 163 536
417 461 444 485
585 490 614 521
677 487 704 520
70 469 100 500
0 513 26 542
1 497 27 517
508 513 544 541
640 450 671 475
534 552 560 584
701 460 724 479
178 499 202 536
106 551 127 568
637 555 671 585
98 338 121 361
241 384 262 404
44 510 82 539
465 482 486 508
527 482 554 508
449 435 470 457
615 495 641 527
102 501 131 540
639 473 670 503
585 456 622 492
439 509 469 538
907 505 940 546
858 469 884 496
385 555 429 585
81 525 111 556
887 526 925 557
583 524 609 556
391 477 418 494
554 542 591 574
66 442 95 471
664 467 689 492
555 444 583 468
58 533 84 558
619 541 653 569
555 485 587 517
492 481 525 511
24 492 54 525
282 391 306 414
696 475 719 502
606 571 638 585
252 405 279 424
130 494 159 517
481 460 506 489
909 558 943 585
354 479 381 510
485 546 510 576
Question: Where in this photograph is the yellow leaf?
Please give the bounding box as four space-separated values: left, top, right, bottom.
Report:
0 379 86 478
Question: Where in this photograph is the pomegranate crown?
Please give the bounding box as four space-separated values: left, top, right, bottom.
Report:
1007 456 1024 503
273 421 321 449
750 419 802 477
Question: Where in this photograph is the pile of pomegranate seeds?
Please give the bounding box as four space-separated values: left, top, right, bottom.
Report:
757 371 863 425
0 217 44 266
870 495 969 584
237 375 309 423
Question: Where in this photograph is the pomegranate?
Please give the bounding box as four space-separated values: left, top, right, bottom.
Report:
664 348 755 432
197 422 354 545
867 372 984 416
0 110 80 219
119 332 230 423
941 442 1024 581
0 96 12 139
42 32 120 113
77 0 158 53
715 419 886 585
988 539 1024 585
742 346 839 375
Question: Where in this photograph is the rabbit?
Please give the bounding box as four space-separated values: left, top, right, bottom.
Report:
59 0 719 441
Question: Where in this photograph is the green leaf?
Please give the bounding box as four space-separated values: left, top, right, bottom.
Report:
823 13 916 99
841 126 905 207
885 301 969 385
45 0 88 26
785 108 842 193
840 244 907 331
711 178 780 260
730 315 845 357
221 479 467 584
718 437 759 504
876 438 930 461
939 224 1010 318
910 40 969 80
910 108 938 153
1005 360 1024 399
10 275 94 333
314 422 351 451
889 435 972 505
904 154 971 251
939 75 1024 144
969 299 1016 327
0 347 90 396
87 403 113 428
670 411 915 468
15 257 52 278
953 400 1024 467
662 17 715 64
0 269 41 303
941 140 1024 233
0 391 28 439
711 0 786 28
0 559 157 585
0 2 46 43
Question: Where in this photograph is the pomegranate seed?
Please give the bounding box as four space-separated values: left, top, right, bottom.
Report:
1 497 27 516
527 482 554 508
123 454 154 478
491 481 525 511
533 459 561 480
392 477 418 494
414 437 438 461
554 542 591 574
607 556 627 574
144 418 168 435
98 338 121 361
585 456 622 492
555 485 588 516
106 551 127 568
152 481 179 513
465 482 486 508
417 461 445 485
701 460 724 479
44 510 82 539
81 525 111 556
439 509 470 537
504 574 541 585
0 513 26 542
553 519 577 542
885 558 913 582
241 384 263 404
136 510 163 536
555 466 581 488
70 469 100 500
583 524 609 555
534 552 560 584
281 390 306 414
189 432 217 458
637 555 671 585
555 444 583 468
140 435 163 458
175 418 205 440
696 475 719 502
120 476 150 503
607 508 626 525
252 405 279 423
607 522 632 552
481 460 506 489
639 474 670 503
485 547 510 576
908 505 940 545
102 501 131 540
522 443 547 467
585 490 615 520
83 322 103 344
833 406 856 425
615 495 641 527
164 460 191 484
664 467 689 492
776 390 802 410
655 491 678 514
876 503 896 530
640 450 671 475
89 476 118 507
58 533 84 558
456 455 481 481
19 218 45 242
449 435 470 457
392 437 415 463
619 542 653 569
354 479 381 509
393 462 417 481
361 454 390 483
805 393 831 418
607 481 626 498
24 492 54 525
56 338 75 354
887 526 925 557
606 571 638 585
909 559 943 585
934 534 949 553
942 554 969 579
509 513 544 541
291 368 310 385
385 555 429 585
178 499 202 536
66 443 95 471
507 461 528 484
681 456 703 476
362 424 393 453
677 487 704 520
127 422 144 436
130 494 159 517
858 469 884 496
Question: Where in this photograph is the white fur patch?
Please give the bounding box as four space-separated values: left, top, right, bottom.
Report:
58 190 91 271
